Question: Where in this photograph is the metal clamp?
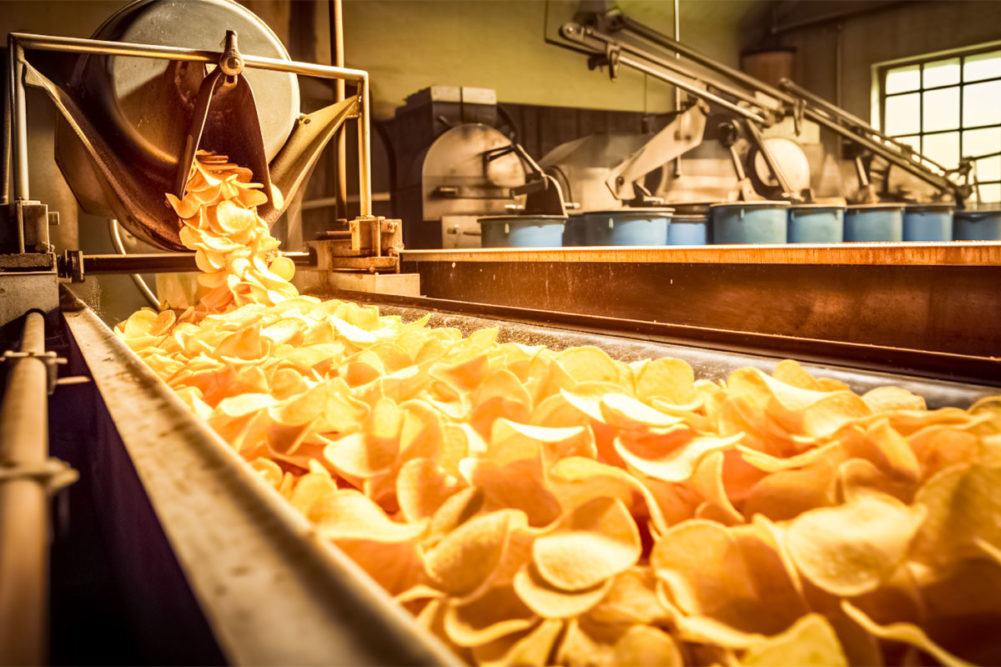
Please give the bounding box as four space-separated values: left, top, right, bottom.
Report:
0 457 78 493
1 349 68 394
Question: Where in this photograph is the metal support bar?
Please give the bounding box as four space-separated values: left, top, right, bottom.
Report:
62 250 315 278
9 32 368 81
8 37 28 202
0 312 50 665
2 43 10 206
357 78 372 216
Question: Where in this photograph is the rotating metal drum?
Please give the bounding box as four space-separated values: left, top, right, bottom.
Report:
48 0 306 250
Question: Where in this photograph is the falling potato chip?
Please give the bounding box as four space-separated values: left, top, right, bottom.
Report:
786 492 926 597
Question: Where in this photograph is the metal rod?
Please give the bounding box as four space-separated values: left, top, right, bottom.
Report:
357 76 372 216
9 37 28 202
672 0 682 177
330 0 348 220
109 219 159 307
0 311 49 666
79 251 315 275
9 32 368 82
616 13 797 106
1 43 10 205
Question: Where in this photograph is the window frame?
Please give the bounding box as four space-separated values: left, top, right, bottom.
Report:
875 41 1001 202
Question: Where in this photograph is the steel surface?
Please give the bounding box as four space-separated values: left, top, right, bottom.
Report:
63 298 459 667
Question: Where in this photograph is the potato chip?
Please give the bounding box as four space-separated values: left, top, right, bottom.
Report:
613 625 683 666
739 613 847 666
786 492 926 596
842 601 974 667
513 562 612 619
443 585 538 648
424 509 527 596
533 497 641 592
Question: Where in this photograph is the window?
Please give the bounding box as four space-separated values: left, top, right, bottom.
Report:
878 45 1001 203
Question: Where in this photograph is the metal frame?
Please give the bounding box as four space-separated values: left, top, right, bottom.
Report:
557 12 971 202
5 31 373 216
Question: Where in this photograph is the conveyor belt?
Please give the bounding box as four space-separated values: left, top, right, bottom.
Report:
340 292 998 409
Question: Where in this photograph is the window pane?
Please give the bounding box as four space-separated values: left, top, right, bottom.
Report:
886 65 920 94
977 182 1001 203
885 93 920 135
924 57 960 87
964 50 1001 82
923 131 960 168
963 80 1001 127
962 127 1001 159
976 157 1001 181
922 86 959 131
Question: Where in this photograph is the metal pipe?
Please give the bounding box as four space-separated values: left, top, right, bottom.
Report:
616 13 797 106
357 75 372 216
9 32 368 82
2 44 10 205
329 0 348 220
77 250 315 275
0 311 49 666
9 37 29 202
672 0 682 177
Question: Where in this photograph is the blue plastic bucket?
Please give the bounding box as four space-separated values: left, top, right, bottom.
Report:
710 201 789 244
953 209 1001 240
904 204 954 242
667 214 709 245
478 215 566 247
787 205 844 243
844 204 904 242
562 213 588 247
584 208 673 246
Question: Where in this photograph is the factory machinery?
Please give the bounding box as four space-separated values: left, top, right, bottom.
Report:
0 0 1000 664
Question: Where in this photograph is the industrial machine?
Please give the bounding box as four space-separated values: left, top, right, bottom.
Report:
544 5 979 209
1 1 1000 665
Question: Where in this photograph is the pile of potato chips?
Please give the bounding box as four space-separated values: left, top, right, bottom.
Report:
117 153 1001 666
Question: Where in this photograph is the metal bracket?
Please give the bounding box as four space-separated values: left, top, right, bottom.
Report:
0 458 78 493
1 349 68 394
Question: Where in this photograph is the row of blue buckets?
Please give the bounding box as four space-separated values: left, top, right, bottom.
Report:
479 202 1001 247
